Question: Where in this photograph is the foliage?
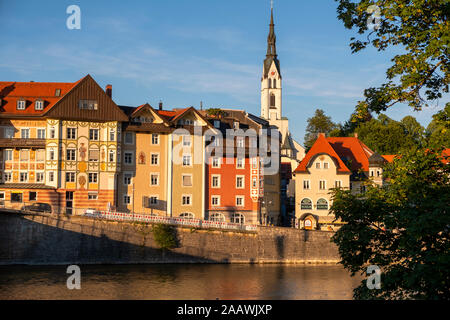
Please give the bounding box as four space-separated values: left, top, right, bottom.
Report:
206 108 227 118
335 0 449 115
152 224 177 250
304 109 337 149
330 147 450 299
425 104 450 149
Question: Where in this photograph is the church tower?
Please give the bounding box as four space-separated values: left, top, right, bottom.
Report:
261 7 282 121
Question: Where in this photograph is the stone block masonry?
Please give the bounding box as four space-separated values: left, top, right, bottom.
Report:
0 211 340 265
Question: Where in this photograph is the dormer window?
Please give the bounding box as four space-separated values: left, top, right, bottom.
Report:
233 121 239 129
17 100 26 110
213 120 220 128
79 100 98 110
55 89 61 97
35 100 44 110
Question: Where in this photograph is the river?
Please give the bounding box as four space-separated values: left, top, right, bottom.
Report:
0 264 362 300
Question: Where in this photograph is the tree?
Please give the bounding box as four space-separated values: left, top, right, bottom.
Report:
425 105 450 149
304 109 337 149
330 147 450 299
335 0 449 116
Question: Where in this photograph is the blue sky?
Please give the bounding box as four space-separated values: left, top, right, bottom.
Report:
0 0 446 144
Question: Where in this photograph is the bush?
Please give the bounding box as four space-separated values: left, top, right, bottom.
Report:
152 224 177 250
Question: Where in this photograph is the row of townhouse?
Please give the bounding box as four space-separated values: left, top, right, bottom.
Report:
0 75 281 225
293 133 394 231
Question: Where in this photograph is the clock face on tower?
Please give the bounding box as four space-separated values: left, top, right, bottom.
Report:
271 71 276 76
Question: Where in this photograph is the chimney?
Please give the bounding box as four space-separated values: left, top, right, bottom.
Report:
318 132 325 138
159 100 163 110
200 101 203 110
354 133 358 138
106 84 112 98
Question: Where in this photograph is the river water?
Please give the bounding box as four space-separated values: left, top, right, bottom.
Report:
0 264 362 300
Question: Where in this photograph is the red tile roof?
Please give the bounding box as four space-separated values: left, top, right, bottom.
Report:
382 155 397 163
0 79 81 117
294 134 351 173
327 137 374 171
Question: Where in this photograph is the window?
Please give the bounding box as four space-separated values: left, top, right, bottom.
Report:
335 180 342 188
236 196 244 207
36 149 45 161
231 213 244 224
27 192 36 202
212 175 220 188
17 100 26 110
50 128 56 139
4 149 12 161
317 198 328 210
150 174 159 186
66 149 76 161
65 172 76 183
67 128 76 139
0 192 4 200
323 162 329 169
89 149 99 162
20 150 29 161
36 172 44 183
37 129 46 139
88 193 98 200
182 195 191 206
109 129 115 141
3 172 12 182
21 128 29 139
214 120 220 128
273 79 277 88
79 100 98 110
20 172 28 182
210 213 225 222
252 157 258 168
212 157 220 168
211 196 220 206
109 150 115 162
236 137 244 148
180 212 194 219
182 154 191 166
89 129 99 141
123 195 131 205
151 134 159 145
183 135 191 147
49 149 55 160
316 162 321 169
124 132 133 144
270 94 276 108
49 172 54 182
319 180 327 190
377 170 381 177
303 180 310 190
236 157 244 169
35 100 44 110
88 173 98 183
124 152 133 165
301 198 312 210
233 122 239 129
268 79 272 89
11 193 23 203
252 177 257 188
151 153 159 165
4 128 14 138
149 196 158 205
55 89 61 97
123 173 132 185
236 176 244 189
182 175 192 187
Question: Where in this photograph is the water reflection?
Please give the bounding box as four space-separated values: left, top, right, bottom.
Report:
0 264 362 300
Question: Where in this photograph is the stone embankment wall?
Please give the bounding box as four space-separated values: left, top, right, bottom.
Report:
0 212 340 265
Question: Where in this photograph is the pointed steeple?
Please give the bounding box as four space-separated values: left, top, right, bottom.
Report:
263 5 280 78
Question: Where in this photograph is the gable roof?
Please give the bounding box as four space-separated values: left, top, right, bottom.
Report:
326 137 374 172
294 134 350 173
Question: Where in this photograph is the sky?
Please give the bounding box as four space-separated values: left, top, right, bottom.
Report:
0 0 446 144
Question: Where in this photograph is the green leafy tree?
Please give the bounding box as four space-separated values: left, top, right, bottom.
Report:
331 147 450 299
335 0 449 115
304 109 337 149
426 105 450 149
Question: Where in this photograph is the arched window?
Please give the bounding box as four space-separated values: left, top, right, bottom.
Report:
273 79 277 88
268 79 272 88
210 213 225 222
300 198 312 210
231 213 245 224
270 94 276 108
316 198 328 210
180 212 194 219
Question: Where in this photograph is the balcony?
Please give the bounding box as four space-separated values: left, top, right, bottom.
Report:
0 138 46 148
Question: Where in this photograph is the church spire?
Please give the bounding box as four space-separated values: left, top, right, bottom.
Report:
266 8 277 58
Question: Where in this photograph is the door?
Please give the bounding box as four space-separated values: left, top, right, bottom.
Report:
66 191 74 214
